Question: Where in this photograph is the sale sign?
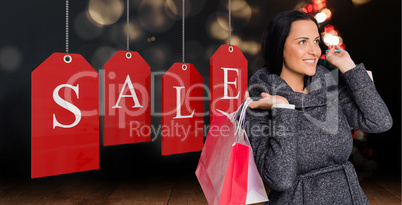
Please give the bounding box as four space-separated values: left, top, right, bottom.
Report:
32 53 99 178
210 45 247 122
103 51 151 146
161 63 204 155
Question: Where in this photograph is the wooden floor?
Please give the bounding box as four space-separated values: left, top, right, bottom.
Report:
0 172 400 205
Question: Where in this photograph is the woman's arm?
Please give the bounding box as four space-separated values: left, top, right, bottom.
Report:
326 45 393 133
245 73 299 192
338 63 393 133
246 107 299 192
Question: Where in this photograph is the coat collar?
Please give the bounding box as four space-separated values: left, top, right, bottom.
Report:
263 65 338 109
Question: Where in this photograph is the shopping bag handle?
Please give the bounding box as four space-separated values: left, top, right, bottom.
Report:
235 98 253 136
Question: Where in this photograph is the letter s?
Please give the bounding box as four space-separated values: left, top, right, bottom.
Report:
52 84 81 129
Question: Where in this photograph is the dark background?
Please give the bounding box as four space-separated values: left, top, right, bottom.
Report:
0 0 400 180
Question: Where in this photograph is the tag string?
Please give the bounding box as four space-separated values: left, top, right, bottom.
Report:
126 0 129 52
65 0 69 55
228 0 231 46
126 0 132 58
64 0 72 63
182 0 185 64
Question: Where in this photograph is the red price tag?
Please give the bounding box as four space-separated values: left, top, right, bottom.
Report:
103 51 151 145
210 45 247 122
31 53 99 178
162 63 204 155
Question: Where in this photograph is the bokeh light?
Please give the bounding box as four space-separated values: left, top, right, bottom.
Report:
323 33 339 45
124 21 143 41
75 12 103 40
0 46 22 72
91 46 117 69
351 0 371 7
206 14 229 40
230 0 252 21
164 0 191 19
143 45 170 70
321 8 332 19
138 0 175 33
315 12 327 23
88 0 124 26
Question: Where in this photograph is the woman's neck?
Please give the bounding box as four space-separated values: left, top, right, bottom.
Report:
280 68 307 93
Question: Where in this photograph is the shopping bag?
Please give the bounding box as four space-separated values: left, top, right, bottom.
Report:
196 98 269 205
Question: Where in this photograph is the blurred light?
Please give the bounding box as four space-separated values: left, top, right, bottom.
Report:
324 24 338 36
321 8 332 19
354 130 365 140
315 12 327 23
352 0 371 7
165 0 205 19
231 1 252 21
338 43 346 50
323 33 340 45
75 12 103 40
316 3 326 10
143 45 169 70
217 14 230 31
88 0 124 26
164 0 191 19
139 0 174 33
206 14 228 40
91 46 117 69
307 4 313 13
124 21 143 41
251 6 260 16
228 35 260 56
230 35 242 46
147 36 156 42
242 41 260 56
0 46 22 72
216 0 251 31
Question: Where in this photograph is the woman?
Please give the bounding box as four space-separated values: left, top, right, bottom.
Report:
244 10 392 204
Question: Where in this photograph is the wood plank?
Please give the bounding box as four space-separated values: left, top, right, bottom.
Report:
167 173 207 205
168 173 267 205
371 175 401 200
360 179 402 205
107 175 175 204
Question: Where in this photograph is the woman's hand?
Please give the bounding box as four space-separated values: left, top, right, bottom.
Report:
245 91 289 110
326 45 356 73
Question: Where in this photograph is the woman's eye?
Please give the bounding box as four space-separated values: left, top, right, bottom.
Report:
299 40 306 45
314 40 321 44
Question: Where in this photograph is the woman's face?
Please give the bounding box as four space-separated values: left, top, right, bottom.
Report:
282 20 321 76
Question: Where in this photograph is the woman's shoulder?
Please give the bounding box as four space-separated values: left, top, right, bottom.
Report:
249 67 275 85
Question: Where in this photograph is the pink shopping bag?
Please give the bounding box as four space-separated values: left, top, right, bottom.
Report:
196 99 268 205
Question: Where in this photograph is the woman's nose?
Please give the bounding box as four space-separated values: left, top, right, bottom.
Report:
307 43 319 56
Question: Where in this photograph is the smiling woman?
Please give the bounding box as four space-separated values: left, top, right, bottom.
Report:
245 10 393 205
281 20 321 92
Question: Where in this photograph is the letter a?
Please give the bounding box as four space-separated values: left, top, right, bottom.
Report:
53 84 82 129
173 86 194 119
113 75 143 108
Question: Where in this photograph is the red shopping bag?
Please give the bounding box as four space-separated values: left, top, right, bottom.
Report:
196 99 268 205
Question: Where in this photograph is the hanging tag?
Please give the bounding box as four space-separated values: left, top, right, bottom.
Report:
161 63 203 155
103 51 151 145
210 45 247 122
31 53 99 178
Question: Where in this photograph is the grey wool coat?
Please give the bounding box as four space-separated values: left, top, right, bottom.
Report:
244 63 393 205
